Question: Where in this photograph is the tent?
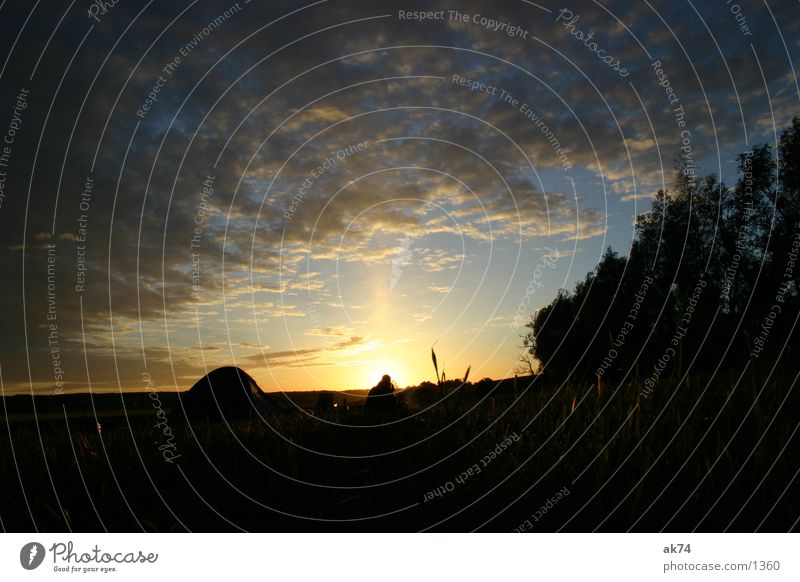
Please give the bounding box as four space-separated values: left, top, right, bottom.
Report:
175 366 283 421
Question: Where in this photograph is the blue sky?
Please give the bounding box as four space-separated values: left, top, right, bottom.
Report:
0 0 797 393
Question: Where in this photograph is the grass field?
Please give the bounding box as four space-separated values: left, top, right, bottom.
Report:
1 369 797 532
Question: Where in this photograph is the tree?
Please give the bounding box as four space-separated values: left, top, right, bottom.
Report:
521 116 800 382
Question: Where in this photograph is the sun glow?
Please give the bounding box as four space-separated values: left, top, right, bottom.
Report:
359 359 400 390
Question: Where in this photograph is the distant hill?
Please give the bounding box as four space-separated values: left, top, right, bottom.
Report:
1 377 536 425
0 388 374 424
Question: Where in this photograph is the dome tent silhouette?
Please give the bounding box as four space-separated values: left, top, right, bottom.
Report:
175 366 282 421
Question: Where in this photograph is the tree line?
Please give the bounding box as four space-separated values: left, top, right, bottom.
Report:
524 117 800 384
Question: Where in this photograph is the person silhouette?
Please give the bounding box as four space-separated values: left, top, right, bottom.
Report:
364 374 397 416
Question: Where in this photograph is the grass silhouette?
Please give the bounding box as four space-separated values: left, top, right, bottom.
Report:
1 360 797 532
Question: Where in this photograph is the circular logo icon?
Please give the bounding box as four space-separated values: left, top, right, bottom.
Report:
20 542 46 570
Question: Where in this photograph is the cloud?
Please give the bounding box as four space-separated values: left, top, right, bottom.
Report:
242 335 376 369
305 325 356 337
0 0 796 392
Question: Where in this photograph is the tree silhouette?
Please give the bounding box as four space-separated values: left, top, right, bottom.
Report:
523 117 800 382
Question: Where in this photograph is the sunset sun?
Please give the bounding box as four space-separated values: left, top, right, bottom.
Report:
359 358 401 390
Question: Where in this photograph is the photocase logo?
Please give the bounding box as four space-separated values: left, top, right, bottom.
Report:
20 542 46 570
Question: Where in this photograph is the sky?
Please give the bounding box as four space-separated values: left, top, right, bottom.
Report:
0 0 798 395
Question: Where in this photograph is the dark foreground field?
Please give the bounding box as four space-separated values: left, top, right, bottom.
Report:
1 370 798 532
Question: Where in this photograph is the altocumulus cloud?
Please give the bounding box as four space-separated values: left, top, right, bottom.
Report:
0 0 796 392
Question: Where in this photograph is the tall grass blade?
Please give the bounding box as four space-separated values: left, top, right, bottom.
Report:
431 345 440 384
